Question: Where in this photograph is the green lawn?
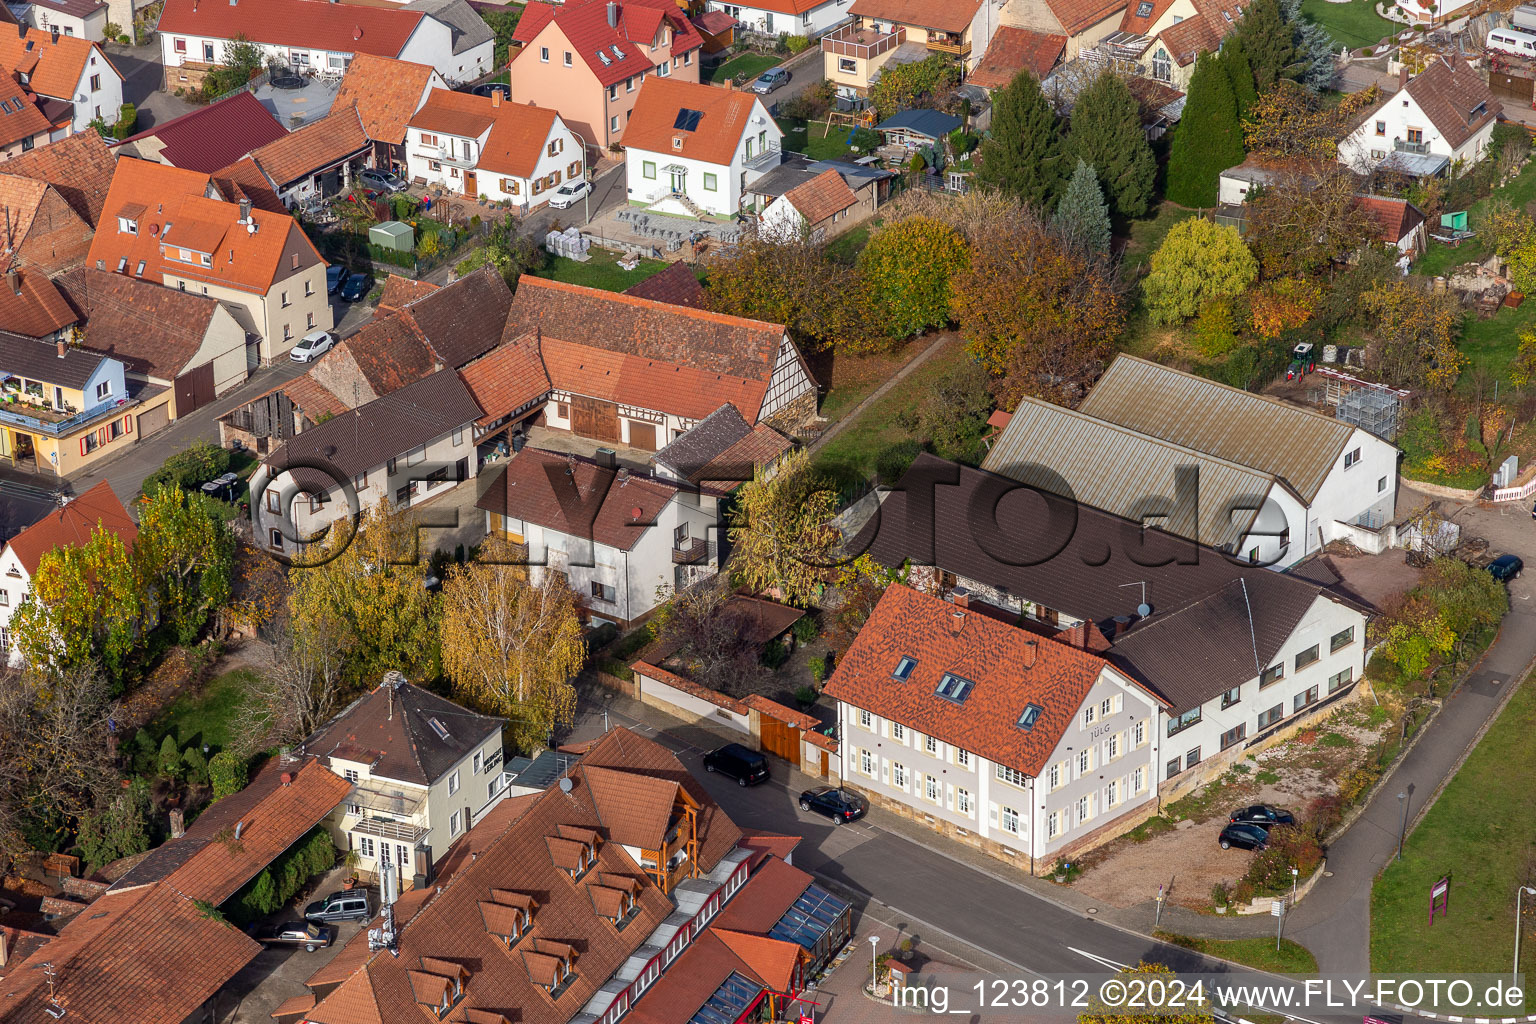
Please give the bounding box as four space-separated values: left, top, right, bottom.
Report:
777 118 864 162
825 224 871 265
705 52 780 85
1298 0 1397 50
532 249 699 292
812 337 962 491
1460 301 1536 387
1415 159 1536 279
1155 932 1319 974
1370 672 1536 1006
147 669 255 754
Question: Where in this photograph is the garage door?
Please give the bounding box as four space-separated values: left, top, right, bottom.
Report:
571 396 620 442
628 421 657 451
137 402 170 437
759 717 801 764
174 362 216 415
1490 72 1534 102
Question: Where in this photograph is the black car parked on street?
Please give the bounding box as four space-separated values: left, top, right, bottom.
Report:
1229 805 1295 827
702 743 770 786
799 786 868 824
1218 822 1270 851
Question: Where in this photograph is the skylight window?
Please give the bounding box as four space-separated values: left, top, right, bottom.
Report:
1016 703 1043 730
429 717 451 741
596 50 612 65
892 656 917 681
612 44 626 58
0 100 11 114
935 673 975 704
1135 1 1153 15
134 260 146 276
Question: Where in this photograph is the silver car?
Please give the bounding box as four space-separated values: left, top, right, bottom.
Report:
752 68 790 94
358 168 406 193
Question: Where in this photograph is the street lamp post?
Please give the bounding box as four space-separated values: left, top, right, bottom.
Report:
1515 885 1536 983
868 934 881 997
1396 784 1415 861
581 143 591 226
1291 866 1299 905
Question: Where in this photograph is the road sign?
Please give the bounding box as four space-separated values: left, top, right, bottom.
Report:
1270 899 1286 917
1429 875 1450 926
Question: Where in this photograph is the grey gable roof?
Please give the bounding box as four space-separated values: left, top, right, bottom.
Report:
300 677 504 786
861 453 1351 712
267 368 482 483
405 0 493 54
0 330 111 390
654 402 752 479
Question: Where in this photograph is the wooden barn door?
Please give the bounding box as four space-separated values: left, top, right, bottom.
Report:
628 421 657 451
173 362 216 415
571 396 620 441
759 716 801 764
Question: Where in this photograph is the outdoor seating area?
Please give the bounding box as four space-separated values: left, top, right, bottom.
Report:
613 209 747 249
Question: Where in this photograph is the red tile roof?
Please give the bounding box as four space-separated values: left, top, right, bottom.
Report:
158 0 427 56
0 29 114 103
304 727 742 1024
631 658 750 713
507 276 789 423
848 0 982 33
4 480 135 574
0 70 57 149
1354 195 1425 244
249 104 370 188
377 274 439 309
476 447 679 551
3 129 117 226
823 584 1127 775
0 268 76 338
511 0 703 87
457 329 550 426
334 53 442 145
781 168 858 224
114 91 289 173
407 90 563 178
1043 0 1128 36
210 155 288 214
968 27 1066 90
622 261 706 308
622 78 762 166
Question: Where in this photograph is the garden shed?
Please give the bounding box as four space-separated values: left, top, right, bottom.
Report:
369 221 415 252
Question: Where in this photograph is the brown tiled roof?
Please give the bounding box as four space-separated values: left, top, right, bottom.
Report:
627 931 775 1024
782 168 858 224
848 0 982 33
861 453 1350 713
1354 195 1425 245
622 78 761 166
1044 0 1127 36
631 659 750 715
407 90 563 179
0 70 56 149
334 53 441 145
0 268 76 338
622 261 706 308
3 130 117 226
508 276 788 422
724 594 804 645
476 448 679 552
583 765 681 851
398 266 512 368
377 274 439 310
824 584 1123 774
968 27 1066 90
1402 56 1501 150
5 480 134 573
61 268 221 380
300 676 503 787
457 330 550 427
737 833 802 866
1125 75 1186 116
1158 13 1219 64
0 30 111 104
654 402 751 479
304 727 741 1024
281 370 353 421
320 310 438 397
211 156 287 215
250 105 370 189
710 854 814 933
700 424 792 487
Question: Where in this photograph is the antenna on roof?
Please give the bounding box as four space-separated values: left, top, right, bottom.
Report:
1118 581 1153 618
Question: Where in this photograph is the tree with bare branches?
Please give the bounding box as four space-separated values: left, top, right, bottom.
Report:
652 578 769 692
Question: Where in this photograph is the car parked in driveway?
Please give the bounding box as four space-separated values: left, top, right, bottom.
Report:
326 265 345 294
358 168 406 192
255 921 333 952
799 786 867 824
1218 822 1270 851
304 890 372 923
1487 554 1523 582
1229 805 1295 827
340 273 373 302
547 179 591 209
289 330 337 363
751 68 790 94
702 743 769 787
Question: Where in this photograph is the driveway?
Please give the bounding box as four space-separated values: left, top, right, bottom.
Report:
108 41 196 129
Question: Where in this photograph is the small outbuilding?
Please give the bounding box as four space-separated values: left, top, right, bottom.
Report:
369 220 416 251
873 109 962 150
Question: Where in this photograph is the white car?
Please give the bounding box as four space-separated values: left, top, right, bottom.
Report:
548 179 592 209
289 330 337 363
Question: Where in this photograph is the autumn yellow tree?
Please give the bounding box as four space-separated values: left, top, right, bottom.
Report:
1360 281 1465 391
705 236 889 353
287 505 440 685
1244 82 1378 160
1248 278 1322 339
856 216 970 339
1512 328 1536 387
439 536 584 749
728 450 839 607
134 486 236 645
11 528 143 684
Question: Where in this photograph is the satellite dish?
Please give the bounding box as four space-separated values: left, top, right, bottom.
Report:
1136 602 1153 618
558 777 573 793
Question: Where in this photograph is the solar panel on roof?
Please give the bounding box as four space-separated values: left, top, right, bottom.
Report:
767 884 848 950
689 972 763 1024
674 108 703 131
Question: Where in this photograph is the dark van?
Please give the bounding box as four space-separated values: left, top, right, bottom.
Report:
702 743 770 787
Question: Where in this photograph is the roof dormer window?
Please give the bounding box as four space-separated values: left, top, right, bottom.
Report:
118 217 137 234
548 957 576 998
892 656 917 681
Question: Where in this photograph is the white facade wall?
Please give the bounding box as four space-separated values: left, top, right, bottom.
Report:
24 4 110 43
758 194 807 241
1310 427 1399 546
1237 481 1308 569
1159 594 1368 795
405 115 582 204
397 19 460 82
161 17 458 84
445 38 494 83
1338 90 1495 174
624 97 781 217
705 0 849 37
0 547 30 667
63 52 123 132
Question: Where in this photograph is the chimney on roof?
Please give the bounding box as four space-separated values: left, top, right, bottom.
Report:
1022 639 1037 668
355 24 363 40
5 270 17 296
1112 614 1132 636
492 89 502 108
280 771 293 786
947 608 965 635
238 197 252 224
0 929 8 968
1399 65 1409 89
950 585 969 610
607 0 618 27
169 809 185 838
56 338 66 359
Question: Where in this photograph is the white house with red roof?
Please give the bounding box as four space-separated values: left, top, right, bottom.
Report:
704 0 849 38
157 0 460 92
404 88 582 205
0 479 136 665
1337 58 1500 178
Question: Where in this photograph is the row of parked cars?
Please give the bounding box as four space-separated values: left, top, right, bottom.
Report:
1217 804 1296 851
703 742 869 824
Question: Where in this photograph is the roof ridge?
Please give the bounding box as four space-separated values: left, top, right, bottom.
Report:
517 275 785 334
1105 355 1356 435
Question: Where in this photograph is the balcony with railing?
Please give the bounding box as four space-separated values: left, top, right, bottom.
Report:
924 33 970 57
420 143 477 169
672 536 709 564
743 141 781 171
1394 138 1431 155
0 395 126 437
821 22 906 60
